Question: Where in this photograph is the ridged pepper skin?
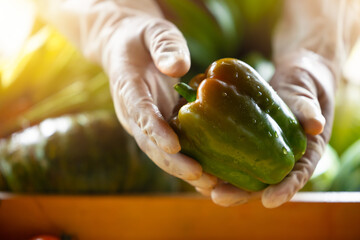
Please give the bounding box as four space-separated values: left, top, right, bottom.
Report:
171 58 307 191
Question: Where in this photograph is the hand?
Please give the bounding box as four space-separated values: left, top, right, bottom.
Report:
37 0 218 189
99 0 221 189
102 4 210 183
195 50 336 208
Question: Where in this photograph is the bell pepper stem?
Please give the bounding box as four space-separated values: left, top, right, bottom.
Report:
174 82 197 102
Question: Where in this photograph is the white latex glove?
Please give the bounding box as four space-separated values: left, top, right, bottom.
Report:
201 0 360 208
36 0 218 187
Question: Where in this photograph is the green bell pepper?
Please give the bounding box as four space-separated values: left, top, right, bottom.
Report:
171 58 307 191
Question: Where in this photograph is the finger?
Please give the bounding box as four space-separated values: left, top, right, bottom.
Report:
262 135 325 208
186 172 218 189
144 19 190 77
130 120 202 180
211 182 262 207
114 74 180 154
287 94 325 135
272 69 325 136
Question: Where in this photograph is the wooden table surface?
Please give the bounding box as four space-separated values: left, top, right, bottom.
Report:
1 192 360 240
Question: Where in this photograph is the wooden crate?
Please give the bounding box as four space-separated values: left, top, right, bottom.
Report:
0 192 360 240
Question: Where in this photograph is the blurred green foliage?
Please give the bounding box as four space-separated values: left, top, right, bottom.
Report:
330 83 360 156
302 145 340 191
0 20 113 138
161 0 281 81
331 139 360 191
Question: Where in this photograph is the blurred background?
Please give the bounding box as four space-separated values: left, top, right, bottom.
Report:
0 0 360 196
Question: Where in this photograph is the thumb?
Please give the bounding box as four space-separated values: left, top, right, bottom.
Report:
144 19 190 78
286 91 325 136
271 68 326 136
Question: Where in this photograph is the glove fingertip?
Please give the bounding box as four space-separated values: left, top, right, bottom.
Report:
211 192 234 207
187 172 218 189
210 183 250 207
290 96 326 136
303 115 325 135
261 187 291 208
156 53 190 78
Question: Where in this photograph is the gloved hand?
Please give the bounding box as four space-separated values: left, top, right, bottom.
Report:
37 0 358 208
36 0 219 188
104 11 201 181
197 0 360 208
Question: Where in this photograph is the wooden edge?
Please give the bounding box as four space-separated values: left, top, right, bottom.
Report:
290 192 360 202
1 191 360 239
1 191 360 202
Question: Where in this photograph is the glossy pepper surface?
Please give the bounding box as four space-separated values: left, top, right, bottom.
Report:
171 58 307 191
